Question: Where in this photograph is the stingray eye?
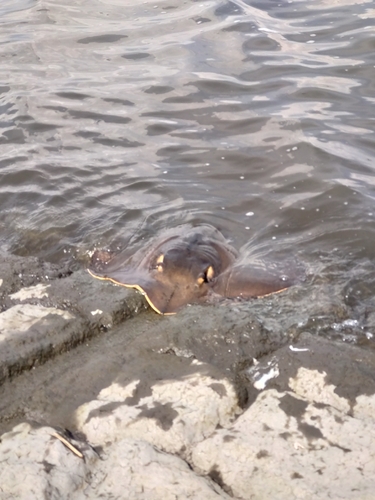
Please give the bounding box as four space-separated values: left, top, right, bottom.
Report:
197 265 215 286
206 265 215 281
155 254 164 272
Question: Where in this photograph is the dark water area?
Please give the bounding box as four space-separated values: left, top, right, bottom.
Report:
1 0 375 345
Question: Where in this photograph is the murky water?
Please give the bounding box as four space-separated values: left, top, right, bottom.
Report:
1 0 375 344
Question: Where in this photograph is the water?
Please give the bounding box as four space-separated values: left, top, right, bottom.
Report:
1 0 375 345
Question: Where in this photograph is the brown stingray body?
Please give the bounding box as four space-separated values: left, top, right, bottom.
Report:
88 224 295 315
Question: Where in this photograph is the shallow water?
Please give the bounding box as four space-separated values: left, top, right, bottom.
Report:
1 0 375 344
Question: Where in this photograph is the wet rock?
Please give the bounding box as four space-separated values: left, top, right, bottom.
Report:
0 304 77 384
241 332 375 411
1 253 375 499
0 252 70 298
0 253 146 385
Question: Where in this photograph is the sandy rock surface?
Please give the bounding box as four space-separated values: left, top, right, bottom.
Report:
192 385 375 500
0 423 228 500
0 423 96 500
76 363 241 457
77 438 229 500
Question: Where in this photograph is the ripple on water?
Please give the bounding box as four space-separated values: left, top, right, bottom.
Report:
0 0 375 344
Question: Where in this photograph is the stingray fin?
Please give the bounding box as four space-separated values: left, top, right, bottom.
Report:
213 265 294 299
87 268 176 315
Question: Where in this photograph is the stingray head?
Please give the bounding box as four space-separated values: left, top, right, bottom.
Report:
144 245 218 314
88 224 298 315
88 227 236 315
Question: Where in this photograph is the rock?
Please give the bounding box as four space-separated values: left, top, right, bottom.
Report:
76 438 229 500
288 366 351 413
0 422 96 500
0 304 74 337
242 332 375 412
0 424 229 500
76 361 241 458
191 334 375 500
1 254 375 499
0 253 147 386
9 283 51 301
191 386 375 500
0 304 77 384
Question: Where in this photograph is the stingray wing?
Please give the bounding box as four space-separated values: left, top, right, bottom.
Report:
88 264 181 315
88 248 208 315
213 264 295 298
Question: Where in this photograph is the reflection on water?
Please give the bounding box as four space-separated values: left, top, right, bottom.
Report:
1 0 375 344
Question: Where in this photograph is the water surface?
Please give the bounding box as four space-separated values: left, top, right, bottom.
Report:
1 0 375 344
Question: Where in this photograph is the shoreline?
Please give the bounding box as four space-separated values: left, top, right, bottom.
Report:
1 253 375 499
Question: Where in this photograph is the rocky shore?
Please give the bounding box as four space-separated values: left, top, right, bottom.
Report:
1 252 375 499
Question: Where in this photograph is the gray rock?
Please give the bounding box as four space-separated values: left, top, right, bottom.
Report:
0 303 77 384
241 332 375 411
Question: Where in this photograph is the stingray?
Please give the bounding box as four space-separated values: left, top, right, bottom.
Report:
88 224 297 315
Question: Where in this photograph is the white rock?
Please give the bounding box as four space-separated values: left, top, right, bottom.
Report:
0 423 95 500
10 284 51 301
76 368 241 457
0 424 228 500
74 438 229 500
191 389 375 500
288 367 351 413
0 304 74 341
354 393 375 422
